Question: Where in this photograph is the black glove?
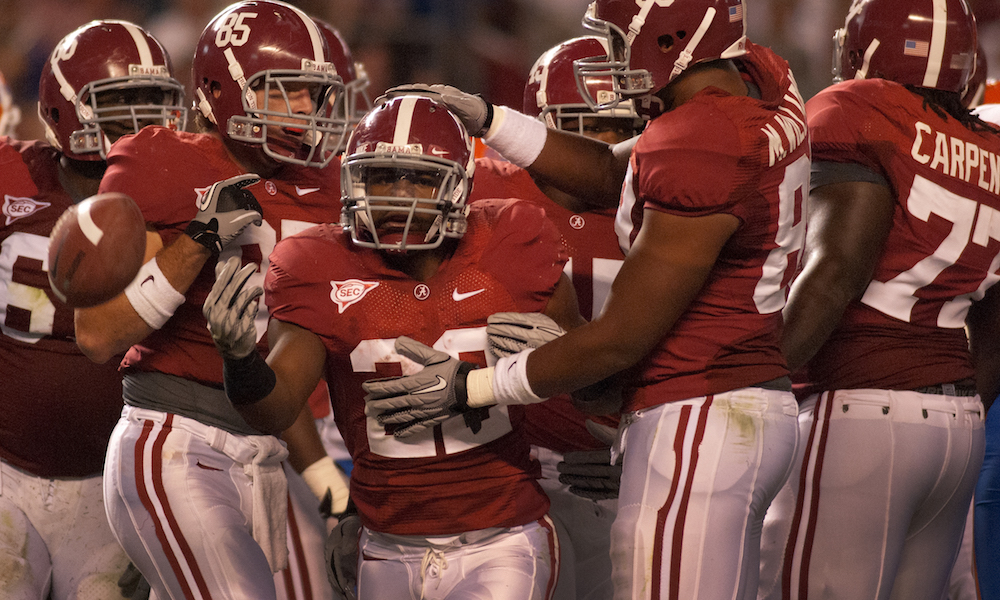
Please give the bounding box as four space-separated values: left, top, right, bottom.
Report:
377 84 494 136
363 336 479 438
557 420 622 501
117 562 151 600
325 509 361 600
184 173 263 253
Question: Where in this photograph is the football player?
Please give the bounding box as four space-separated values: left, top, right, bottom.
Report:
204 94 576 599
72 2 354 598
763 1 996 599
365 0 808 598
0 68 21 137
0 20 186 599
466 35 644 600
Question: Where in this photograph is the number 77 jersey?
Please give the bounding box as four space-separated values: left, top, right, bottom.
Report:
804 77 1000 391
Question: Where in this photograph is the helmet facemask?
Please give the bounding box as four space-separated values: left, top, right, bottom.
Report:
227 67 347 168
576 6 653 110
70 74 188 158
341 151 469 252
323 64 372 156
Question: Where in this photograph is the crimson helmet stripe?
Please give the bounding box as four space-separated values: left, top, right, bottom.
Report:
392 96 417 146
924 0 948 88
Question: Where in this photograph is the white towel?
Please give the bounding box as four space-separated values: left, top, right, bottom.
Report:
242 436 290 573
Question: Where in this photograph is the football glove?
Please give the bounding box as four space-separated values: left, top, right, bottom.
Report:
486 311 566 359
325 509 360 600
184 173 263 253
203 256 262 360
557 420 622 501
363 336 479 438
117 562 151 600
377 84 493 136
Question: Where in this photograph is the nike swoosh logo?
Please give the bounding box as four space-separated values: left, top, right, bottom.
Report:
142 275 155 286
295 186 321 196
452 288 485 301
414 375 448 395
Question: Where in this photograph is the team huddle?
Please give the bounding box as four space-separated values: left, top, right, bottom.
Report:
1 0 999 599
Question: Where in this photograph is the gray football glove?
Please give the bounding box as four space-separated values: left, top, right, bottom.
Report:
377 84 493 136
486 312 566 359
557 420 622 501
203 256 262 360
325 512 360 600
363 336 480 438
184 173 263 252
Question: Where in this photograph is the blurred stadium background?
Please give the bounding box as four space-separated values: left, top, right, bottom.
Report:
1 0 998 141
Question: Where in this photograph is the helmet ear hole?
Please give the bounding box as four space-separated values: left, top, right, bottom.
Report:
658 34 674 53
50 108 59 123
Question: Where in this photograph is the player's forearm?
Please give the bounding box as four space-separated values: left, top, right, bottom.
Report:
74 292 155 363
465 324 637 410
781 255 871 372
526 127 629 208
74 233 210 363
526 321 641 398
225 353 294 434
281 405 329 473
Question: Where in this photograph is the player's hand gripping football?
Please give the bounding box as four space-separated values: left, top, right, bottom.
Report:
203 256 262 360
486 312 566 359
363 337 479 438
557 420 623 501
184 173 263 253
377 84 493 136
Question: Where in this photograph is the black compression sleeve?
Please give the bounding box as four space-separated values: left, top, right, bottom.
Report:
224 351 277 406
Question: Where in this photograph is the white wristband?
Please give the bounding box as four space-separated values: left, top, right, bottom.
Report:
487 348 546 406
466 367 496 408
123 257 185 330
301 456 350 515
483 106 548 168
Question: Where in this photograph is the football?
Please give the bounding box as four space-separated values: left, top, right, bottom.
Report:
47 192 146 308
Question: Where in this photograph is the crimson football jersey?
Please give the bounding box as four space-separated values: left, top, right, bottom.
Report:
470 158 622 452
265 198 567 535
617 42 810 412
0 138 125 477
98 126 342 386
802 78 1000 391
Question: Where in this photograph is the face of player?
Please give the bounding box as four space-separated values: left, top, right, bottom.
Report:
559 115 638 144
253 81 323 152
93 86 175 143
364 166 446 246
